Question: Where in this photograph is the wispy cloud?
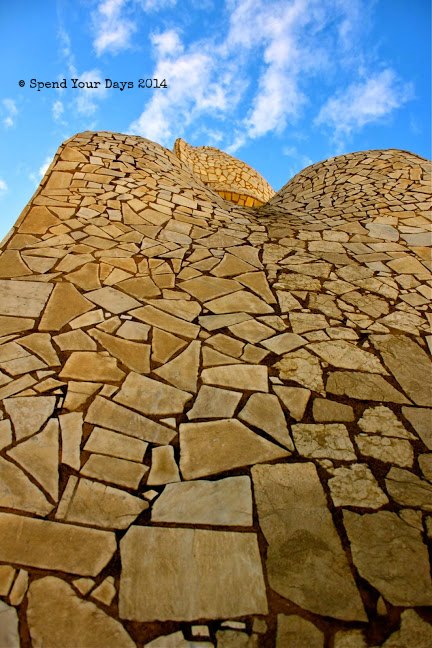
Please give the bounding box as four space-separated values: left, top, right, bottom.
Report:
29 156 53 186
52 100 64 122
0 178 8 195
2 99 18 128
92 0 137 56
315 69 414 149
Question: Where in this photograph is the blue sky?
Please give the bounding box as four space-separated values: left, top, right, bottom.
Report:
0 0 430 240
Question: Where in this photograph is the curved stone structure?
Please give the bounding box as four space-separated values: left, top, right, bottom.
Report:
0 131 431 648
174 137 275 206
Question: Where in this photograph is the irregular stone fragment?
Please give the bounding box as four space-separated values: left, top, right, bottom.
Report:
90 329 151 373
0 419 12 449
0 601 19 648
252 463 366 620
290 313 328 334
154 340 200 392
262 332 306 354
216 630 258 647
85 286 140 313
180 419 290 479
371 334 432 406
343 510 432 606
292 423 356 460
151 327 187 363
119 526 268 621
275 349 324 393
0 315 34 336
327 371 409 403
239 393 294 449
27 577 135 648
0 512 116 575
0 279 52 317
59 351 125 382
57 477 148 528
20 332 60 366
86 396 176 444
273 385 310 420
0 565 15 596
147 445 180 485
39 282 93 330
313 398 354 422
116 320 150 340
91 576 116 606
355 434 413 467
333 630 367 648
84 426 147 462
358 405 415 439
385 467 432 510
152 476 253 526
7 419 59 500
381 609 432 648
0 455 53 515
187 385 241 419
3 395 55 440
328 464 389 508
81 453 147 489
205 291 273 314
132 305 199 338
115 372 192 415
276 614 324 648
308 340 387 373
59 411 83 469
419 454 432 480
201 364 268 391
9 568 28 605
402 407 432 448
19 205 60 233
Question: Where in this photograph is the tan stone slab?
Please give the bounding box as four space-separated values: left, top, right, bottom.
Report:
0 601 19 648
212 253 256 276
85 286 141 313
153 340 200 392
152 476 253 526
0 315 34 336
402 407 432 448
39 282 93 331
53 329 97 351
328 464 389 508
199 312 252 331
371 334 432 406
308 340 387 374
180 276 243 301
387 255 430 276
86 396 176 444
0 456 53 515
91 576 116 606
27 577 135 648
132 305 199 338
115 372 192 415
119 526 268 621
59 411 82 470
239 393 294 449
19 206 60 234
252 463 366 621
0 513 116 575
117 320 150 340
358 405 414 439
147 445 180 485
237 271 276 303
276 615 324 648
292 423 356 460
275 349 324 393
19 332 60 366
201 364 268 391
381 609 432 648
0 566 15 597
228 319 274 343
89 329 150 373
187 385 241 419
4 395 55 440
273 386 310 420
118 276 161 299
59 351 125 381
312 398 354 422
327 371 410 403
262 332 306 354
66 262 101 290
0 250 32 278
81 453 147 489
343 510 432 606
180 419 289 479
152 327 188 363
84 426 147 462
385 467 432 509
205 291 274 314
0 280 53 317
0 420 12 449
146 298 201 322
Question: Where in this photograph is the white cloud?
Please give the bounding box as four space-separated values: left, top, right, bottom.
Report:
29 156 54 186
315 69 413 147
0 178 8 195
282 145 313 178
138 0 177 10
93 0 137 56
2 99 18 128
52 100 64 122
74 70 108 115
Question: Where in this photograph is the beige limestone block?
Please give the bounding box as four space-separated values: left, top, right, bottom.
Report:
381 609 432 648
146 298 201 322
9 568 28 605
115 372 192 415
7 419 59 500
199 312 252 331
147 445 180 485
239 393 294 449
54 329 97 351
387 255 429 276
312 398 354 422
262 332 306 354
275 349 324 393
85 286 141 313
0 315 34 336
289 313 328 334
0 456 53 515
65 262 101 290
59 351 125 381
308 340 387 374
201 364 268 391
0 601 19 648
292 423 356 460
0 250 32 278
371 334 432 406
273 385 310 420
81 453 147 489
152 476 253 526
116 320 150 340
328 464 389 508
228 319 274 343
237 271 277 303
152 327 187 363
180 419 290 479
0 419 12 449
0 513 116 575
57 476 147 528
119 526 268 621
205 291 274 314
402 407 432 448
358 405 414 439
343 510 432 606
276 614 324 648
252 462 366 620
44 170 72 189
132 305 199 338
154 340 200 392
86 396 176 444
91 577 116 606
0 279 52 317
19 205 60 234
118 276 161 299
355 434 413 467
212 252 256 276
84 426 147 462
186 385 241 419
326 371 409 403
385 467 432 509
27 577 135 648
59 411 83 470
0 566 15 596
90 329 151 373
180 276 243 301
69 308 104 329
4 395 55 440
39 282 93 331
19 332 60 366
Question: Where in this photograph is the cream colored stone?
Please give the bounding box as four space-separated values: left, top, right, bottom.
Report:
59 351 125 381
273 386 310 420
0 279 53 317
151 327 188 363
355 434 413 467
147 445 180 485
54 329 97 351
3 395 55 440
329 464 389 508
119 526 268 621
90 329 151 373
9 568 28 606
91 577 116 606
81 453 147 489
84 426 147 462
132 305 199 338
202 364 268 391
39 282 93 330
180 276 243 301
262 332 306 354
187 385 241 419
0 601 19 648
275 349 324 393
327 371 409 403
86 286 141 313
276 614 324 648
292 423 356 460
115 372 192 415
239 393 294 449
358 405 414 439
205 290 273 314
154 340 200 392
308 340 387 373
385 467 432 509
116 320 150 340
0 566 15 596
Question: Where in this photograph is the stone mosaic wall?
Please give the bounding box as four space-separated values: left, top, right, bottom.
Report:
0 131 431 647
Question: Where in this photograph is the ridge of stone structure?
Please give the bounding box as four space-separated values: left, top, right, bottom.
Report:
0 130 431 648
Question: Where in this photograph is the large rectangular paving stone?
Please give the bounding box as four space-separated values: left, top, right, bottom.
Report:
0 280 53 317
119 526 268 621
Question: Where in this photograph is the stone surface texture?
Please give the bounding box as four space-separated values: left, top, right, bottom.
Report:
0 132 430 646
